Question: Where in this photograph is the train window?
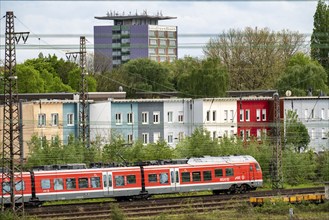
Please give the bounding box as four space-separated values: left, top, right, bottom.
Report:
66 178 76 190
176 171 179 183
2 182 10 194
54 178 64 190
181 172 190 182
91 177 101 188
250 165 253 171
171 171 174 184
192 172 201 182
215 169 223 177
127 175 136 184
148 174 157 183
226 168 234 177
115 176 125 186
255 163 261 170
41 179 50 189
15 181 25 191
78 178 89 189
159 173 168 184
203 171 212 181
109 174 113 187
103 175 107 187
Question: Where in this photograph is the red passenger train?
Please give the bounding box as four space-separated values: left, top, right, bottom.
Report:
1 155 263 205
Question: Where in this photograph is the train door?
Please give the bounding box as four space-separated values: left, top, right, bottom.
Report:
102 172 113 197
249 164 255 181
170 168 180 192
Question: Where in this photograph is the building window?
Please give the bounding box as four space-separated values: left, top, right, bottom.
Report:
246 130 251 140
321 128 326 139
67 113 74 126
168 32 175 38
153 132 160 142
178 132 184 141
38 113 46 127
150 39 157 45
168 132 173 144
51 113 58 126
224 110 228 121
127 113 133 124
311 109 315 119
256 109 261 121
160 39 166 46
262 109 266 121
142 112 149 124
178 112 183 123
127 134 133 144
168 48 175 55
239 109 244 121
115 113 122 125
158 48 165 54
262 129 267 138
257 129 261 140
206 110 210 122
142 133 149 144
153 112 160 124
212 131 216 140
245 110 250 121
169 40 176 46
230 110 234 121
158 31 165 38
213 111 216 122
167 111 173 123
321 108 325 120
240 130 244 139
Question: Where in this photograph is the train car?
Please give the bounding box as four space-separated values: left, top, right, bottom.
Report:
0 155 263 205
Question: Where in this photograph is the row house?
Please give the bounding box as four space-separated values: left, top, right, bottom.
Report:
89 98 193 147
282 96 329 152
0 100 79 159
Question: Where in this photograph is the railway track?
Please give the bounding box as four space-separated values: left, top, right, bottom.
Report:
24 187 325 220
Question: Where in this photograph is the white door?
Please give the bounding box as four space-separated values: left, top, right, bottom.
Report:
170 168 180 192
102 171 113 197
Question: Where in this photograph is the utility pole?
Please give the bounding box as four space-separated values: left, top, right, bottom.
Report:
1 11 29 214
271 92 283 189
66 36 89 146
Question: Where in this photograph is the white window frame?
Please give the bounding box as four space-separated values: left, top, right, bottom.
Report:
38 113 46 127
67 113 74 126
256 109 261 121
240 130 244 140
206 110 210 122
224 110 228 121
321 128 326 139
311 128 315 140
153 112 160 124
246 129 251 140
239 109 244 121
212 131 216 140
178 132 184 141
168 132 173 144
167 111 173 123
51 113 58 126
321 108 324 120
262 109 266 121
127 112 133 124
127 134 133 144
142 112 149 124
213 111 217 122
245 109 250 122
257 129 261 140
142 133 149 144
304 109 308 120
115 113 122 125
178 112 183 123
230 110 234 122
153 132 160 142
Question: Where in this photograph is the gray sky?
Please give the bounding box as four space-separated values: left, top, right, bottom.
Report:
0 0 318 64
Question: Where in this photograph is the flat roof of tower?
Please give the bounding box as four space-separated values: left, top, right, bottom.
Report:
95 15 177 21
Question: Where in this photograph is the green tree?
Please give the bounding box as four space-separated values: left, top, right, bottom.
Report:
276 53 329 96
16 64 45 93
284 110 310 153
311 0 329 85
144 140 174 160
203 27 305 90
177 57 228 98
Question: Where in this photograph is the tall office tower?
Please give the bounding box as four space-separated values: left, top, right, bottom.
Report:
94 11 177 71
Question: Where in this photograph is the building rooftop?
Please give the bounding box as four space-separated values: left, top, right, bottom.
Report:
95 10 176 21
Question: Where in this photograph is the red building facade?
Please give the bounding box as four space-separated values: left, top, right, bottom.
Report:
237 98 274 141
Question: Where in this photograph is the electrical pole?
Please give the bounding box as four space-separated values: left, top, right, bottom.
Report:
66 36 89 146
271 92 283 189
1 11 29 214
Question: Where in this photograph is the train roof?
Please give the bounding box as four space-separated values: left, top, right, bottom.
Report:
187 155 257 165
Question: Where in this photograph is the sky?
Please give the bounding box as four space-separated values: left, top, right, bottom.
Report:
0 0 319 64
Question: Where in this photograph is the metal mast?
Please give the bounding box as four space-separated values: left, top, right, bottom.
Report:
1 11 29 214
271 92 283 189
66 36 89 146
